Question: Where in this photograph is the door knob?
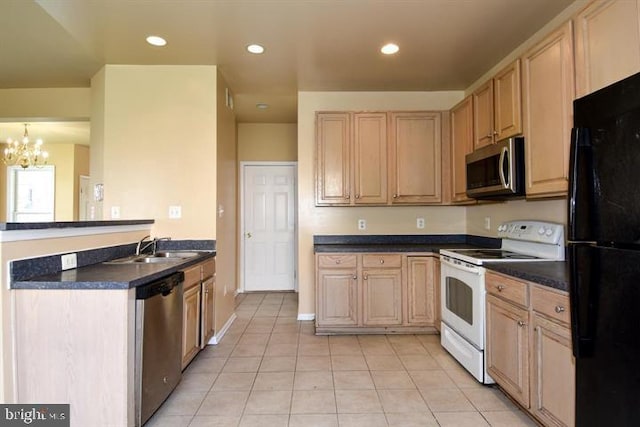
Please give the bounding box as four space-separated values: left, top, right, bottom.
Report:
246 232 252 238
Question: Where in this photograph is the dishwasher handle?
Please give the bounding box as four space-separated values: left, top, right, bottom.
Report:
136 271 185 300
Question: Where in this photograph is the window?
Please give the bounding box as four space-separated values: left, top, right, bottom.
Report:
7 166 55 222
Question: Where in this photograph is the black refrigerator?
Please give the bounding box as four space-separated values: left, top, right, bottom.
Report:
569 71 640 427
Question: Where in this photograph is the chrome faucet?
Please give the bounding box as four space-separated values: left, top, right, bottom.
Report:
136 235 172 255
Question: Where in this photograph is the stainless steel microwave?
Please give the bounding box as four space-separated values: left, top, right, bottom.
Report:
466 137 524 199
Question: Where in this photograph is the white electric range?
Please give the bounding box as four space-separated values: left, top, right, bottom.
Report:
439 220 565 384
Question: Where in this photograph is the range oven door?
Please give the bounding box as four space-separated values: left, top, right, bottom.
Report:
440 255 486 349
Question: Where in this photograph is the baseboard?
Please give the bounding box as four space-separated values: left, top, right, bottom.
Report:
297 313 315 321
209 312 237 345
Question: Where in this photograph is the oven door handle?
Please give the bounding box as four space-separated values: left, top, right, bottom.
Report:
440 256 484 275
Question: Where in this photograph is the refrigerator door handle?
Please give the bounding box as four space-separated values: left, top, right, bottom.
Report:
569 243 596 359
568 127 593 241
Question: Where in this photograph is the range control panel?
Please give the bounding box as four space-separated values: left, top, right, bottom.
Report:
497 220 564 245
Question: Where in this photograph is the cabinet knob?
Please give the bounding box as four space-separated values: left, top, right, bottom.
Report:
555 305 565 313
363 274 368 280
493 130 499 136
355 194 360 199
379 259 384 264
497 285 505 292
352 275 357 280
517 320 526 327
393 194 398 199
336 259 341 264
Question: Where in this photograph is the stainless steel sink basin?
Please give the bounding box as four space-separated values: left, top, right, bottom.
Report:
104 251 201 264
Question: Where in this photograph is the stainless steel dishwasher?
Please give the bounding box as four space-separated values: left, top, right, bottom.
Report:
134 271 184 426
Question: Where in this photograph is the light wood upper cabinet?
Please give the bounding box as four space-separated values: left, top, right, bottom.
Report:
494 59 523 141
473 60 522 149
522 21 574 198
406 256 436 326
574 0 640 98
450 96 475 203
389 112 442 204
354 112 388 204
316 112 351 205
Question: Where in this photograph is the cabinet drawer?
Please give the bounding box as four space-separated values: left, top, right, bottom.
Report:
531 285 570 325
202 259 216 280
486 272 529 307
362 254 402 268
182 265 201 289
317 254 357 268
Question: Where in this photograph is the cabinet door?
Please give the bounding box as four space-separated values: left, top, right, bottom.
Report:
473 79 495 149
362 268 402 326
574 0 640 97
316 112 351 205
316 268 358 326
531 313 575 427
353 112 388 204
522 22 574 198
201 277 215 348
486 294 530 408
450 97 474 203
388 112 442 204
494 59 522 141
406 257 435 326
182 284 201 369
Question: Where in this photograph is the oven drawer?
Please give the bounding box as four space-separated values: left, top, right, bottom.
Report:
317 254 357 268
486 271 529 308
531 285 570 325
362 254 402 268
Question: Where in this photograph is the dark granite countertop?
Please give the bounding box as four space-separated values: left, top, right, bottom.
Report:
315 243 487 253
485 261 569 292
0 219 154 231
12 251 216 290
314 234 501 254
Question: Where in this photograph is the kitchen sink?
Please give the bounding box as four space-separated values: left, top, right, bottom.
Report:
104 251 201 264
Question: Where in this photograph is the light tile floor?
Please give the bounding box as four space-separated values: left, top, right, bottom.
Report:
147 292 537 427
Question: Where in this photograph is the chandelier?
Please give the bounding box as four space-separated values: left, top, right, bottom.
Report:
3 124 49 168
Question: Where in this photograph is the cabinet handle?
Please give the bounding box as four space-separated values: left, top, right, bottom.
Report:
379 259 384 264
493 130 499 136
517 320 526 327
363 274 368 280
496 285 505 292
355 194 360 199
393 194 398 198
555 305 565 313
352 275 357 280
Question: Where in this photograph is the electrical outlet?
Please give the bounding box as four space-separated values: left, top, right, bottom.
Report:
61 253 77 270
358 219 366 230
169 205 182 219
417 217 425 229
484 217 491 230
111 206 120 219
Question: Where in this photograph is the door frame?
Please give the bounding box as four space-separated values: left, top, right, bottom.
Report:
239 161 298 293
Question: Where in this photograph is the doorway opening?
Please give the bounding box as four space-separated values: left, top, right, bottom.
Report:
7 165 55 222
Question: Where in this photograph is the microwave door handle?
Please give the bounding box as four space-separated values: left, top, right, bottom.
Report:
498 147 508 188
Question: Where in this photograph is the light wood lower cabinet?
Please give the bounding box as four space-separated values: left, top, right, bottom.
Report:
486 271 575 427
316 252 437 333
486 293 530 408
181 258 216 369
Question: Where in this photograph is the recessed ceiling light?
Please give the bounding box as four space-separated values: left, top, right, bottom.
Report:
381 43 399 55
247 44 265 54
256 103 269 110
146 35 167 47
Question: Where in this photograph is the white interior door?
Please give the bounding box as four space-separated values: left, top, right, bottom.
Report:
242 163 296 291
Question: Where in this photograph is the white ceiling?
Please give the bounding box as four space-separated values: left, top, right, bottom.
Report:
0 0 576 143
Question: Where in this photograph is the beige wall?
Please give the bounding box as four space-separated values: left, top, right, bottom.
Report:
0 228 151 402
90 68 106 219
73 145 90 220
93 65 218 239
466 199 567 237
214 69 237 332
238 123 297 161
0 88 90 119
297 91 465 316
